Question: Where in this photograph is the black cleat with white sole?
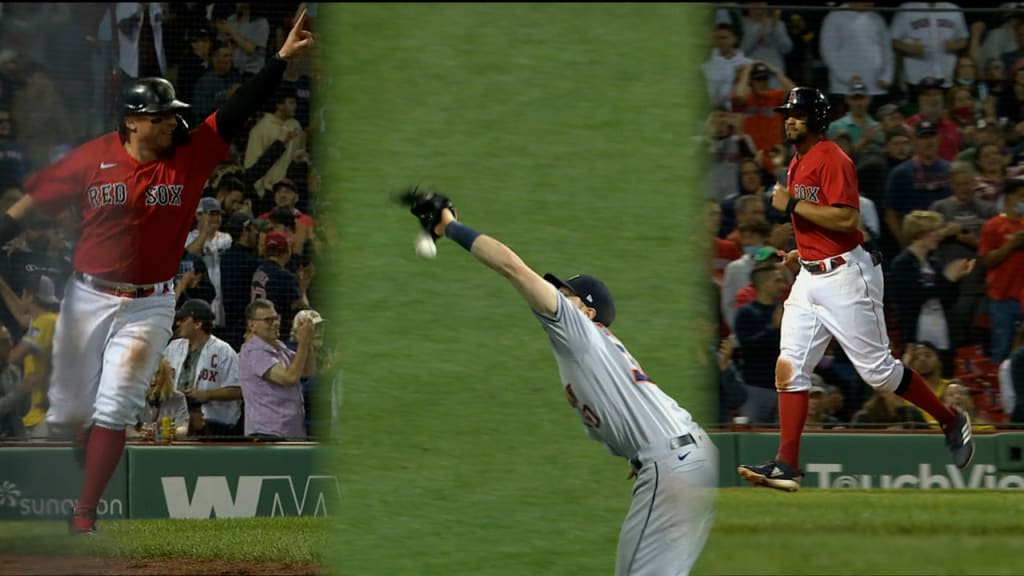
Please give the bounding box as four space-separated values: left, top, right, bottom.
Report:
944 409 975 469
737 460 802 492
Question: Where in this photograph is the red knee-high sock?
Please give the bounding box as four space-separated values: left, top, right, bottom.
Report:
775 391 809 470
898 369 955 428
75 425 126 527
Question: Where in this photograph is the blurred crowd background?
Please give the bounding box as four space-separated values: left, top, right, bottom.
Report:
706 2 1024 431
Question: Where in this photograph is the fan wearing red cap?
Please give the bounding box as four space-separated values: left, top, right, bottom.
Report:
251 230 310 342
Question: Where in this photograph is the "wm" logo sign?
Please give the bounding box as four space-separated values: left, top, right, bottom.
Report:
161 475 340 519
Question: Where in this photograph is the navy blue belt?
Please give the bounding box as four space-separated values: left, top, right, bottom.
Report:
630 433 695 470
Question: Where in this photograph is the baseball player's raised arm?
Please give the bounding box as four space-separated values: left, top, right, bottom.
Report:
434 209 558 317
469 232 557 318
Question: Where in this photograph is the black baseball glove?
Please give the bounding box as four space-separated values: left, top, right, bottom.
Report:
394 186 457 240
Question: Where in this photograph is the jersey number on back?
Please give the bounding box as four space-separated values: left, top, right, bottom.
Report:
565 383 601 429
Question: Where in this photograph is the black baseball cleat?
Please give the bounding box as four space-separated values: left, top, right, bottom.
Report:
943 409 975 469
737 460 802 492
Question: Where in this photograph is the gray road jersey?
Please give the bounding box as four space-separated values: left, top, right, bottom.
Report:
534 292 698 459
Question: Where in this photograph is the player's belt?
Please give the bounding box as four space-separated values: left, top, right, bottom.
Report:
75 272 170 299
801 250 883 275
630 433 696 471
800 256 847 275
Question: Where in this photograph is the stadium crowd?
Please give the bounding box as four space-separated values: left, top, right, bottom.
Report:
0 2 337 442
707 2 1024 430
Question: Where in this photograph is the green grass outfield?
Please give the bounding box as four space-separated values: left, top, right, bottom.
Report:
320 3 713 575
0 518 327 563
695 489 1024 575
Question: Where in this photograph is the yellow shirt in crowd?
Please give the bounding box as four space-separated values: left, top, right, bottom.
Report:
21 312 57 428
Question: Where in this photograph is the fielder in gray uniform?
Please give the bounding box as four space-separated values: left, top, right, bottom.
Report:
402 190 717 576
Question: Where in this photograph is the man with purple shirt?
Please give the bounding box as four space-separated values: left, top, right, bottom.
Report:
239 298 315 439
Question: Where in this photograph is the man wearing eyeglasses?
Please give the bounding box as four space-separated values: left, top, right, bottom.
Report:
239 298 315 440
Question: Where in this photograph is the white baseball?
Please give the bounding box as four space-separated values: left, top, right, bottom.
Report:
415 231 437 259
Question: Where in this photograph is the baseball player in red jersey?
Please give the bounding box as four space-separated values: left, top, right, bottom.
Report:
736 87 974 492
0 13 314 533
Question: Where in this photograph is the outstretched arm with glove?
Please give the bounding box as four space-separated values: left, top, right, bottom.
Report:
397 188 558 318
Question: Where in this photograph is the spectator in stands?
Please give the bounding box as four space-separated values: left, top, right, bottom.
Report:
214 3 271 78
0 325 25 438
973 142 1011 208
214 176 250 220
175 26 212 118
891 2 969 89
978 178 1024 363
163 299 242 437
1 216 70 342
732 61 795 171
956 118 1006 167
707 200 742 290
245 86 306 206
724 193 768 246
977 6 1021 68
174 250 216 308
0 105 28 191
981 56 1007 104
221 212 272 351
953 55 998 119
805 384 844 430
731 246 790 315
827 78 880 158
186 198 232 329
252 231 311 342
942 381 995 429
282 52 313 130
703 23 752 108
739 5 792 87
884 121 952 249
114 3 167 91
851 388 929 429
259 178 315 256
288 308 326 437
996 62 1024 129
239 298 315 440
1000 19 1024 71
719 159 774 238
717 334 747 426
191 40 244 126
947 85 980 132
734 262 788 425
929 161 1000 348
130 358 188 440
902 340 953 428
905 77 964 162
704 105 756 202
2 274 58 439
721 220 773 331
889 210 975 367
10 62 74 172
819 2 894 97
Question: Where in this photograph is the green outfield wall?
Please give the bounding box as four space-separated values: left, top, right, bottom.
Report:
1 434 1021 521
713 431 1024 489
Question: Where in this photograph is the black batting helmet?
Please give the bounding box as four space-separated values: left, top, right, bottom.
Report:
120 78 191 145
123 78 190 116
774 87 831 133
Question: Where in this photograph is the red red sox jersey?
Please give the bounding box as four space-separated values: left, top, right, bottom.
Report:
23 114 230 284
786 140 864 261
